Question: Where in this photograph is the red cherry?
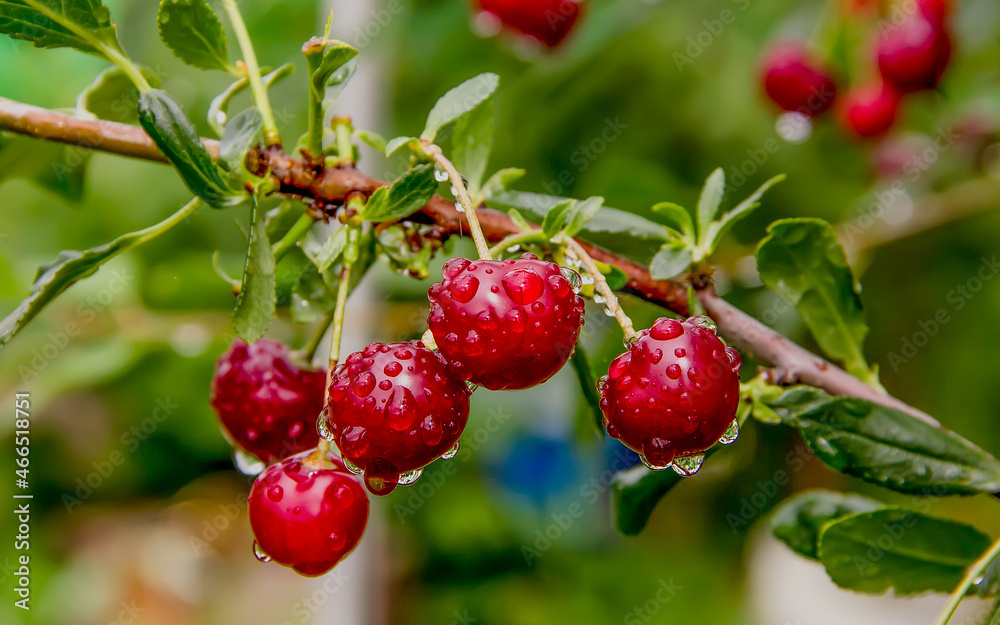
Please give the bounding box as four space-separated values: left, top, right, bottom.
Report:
325 341 470 496
876 14 951 92
760 42 838 117
427 253 586 391
210 339 325 464
841 81 902 138
599 317 741 475
474 0 584 48
916 0 951 26
248 450 368 577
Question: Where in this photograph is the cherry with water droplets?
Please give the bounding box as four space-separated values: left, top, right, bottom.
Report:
210 339 325 464
247 449 368 576
427 253 586 390
325 341 471 495
599 317 742 471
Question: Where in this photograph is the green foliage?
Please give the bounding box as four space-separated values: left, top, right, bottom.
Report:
157 0 232 73
218 108 262 173
695 168 725 237
421 72 500 144
757 218 877 384
232 197 275 342
451 99 494 196
138 89 244 207
0 199 201 348
77 65 159 123
764 386 1000 496
360 164 438 222
0 0 119 55
649 239 693 280
818 509 991 595
770 490 882 559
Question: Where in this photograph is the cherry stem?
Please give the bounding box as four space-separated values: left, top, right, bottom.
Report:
935 534 1000 625
316 228 356 458
272 212 315 263
424 145 492 260
562 236 637 341
222 0 280 145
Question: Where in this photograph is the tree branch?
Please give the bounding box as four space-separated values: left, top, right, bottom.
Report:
0 96 937 426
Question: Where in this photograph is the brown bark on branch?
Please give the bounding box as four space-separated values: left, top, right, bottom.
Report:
0 95 934 425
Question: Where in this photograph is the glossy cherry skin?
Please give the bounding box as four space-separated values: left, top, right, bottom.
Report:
599 317 742 468
427 253 586 391
876 14 951 93
325 341 470 496
841 81 902 138
760 42 838 117
210 339 325 464
247 450 369 577
474 0 584 48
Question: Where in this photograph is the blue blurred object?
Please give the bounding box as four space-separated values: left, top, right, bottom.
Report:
486 435 583 508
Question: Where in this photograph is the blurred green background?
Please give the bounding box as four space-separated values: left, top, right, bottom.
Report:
2 0 1000 623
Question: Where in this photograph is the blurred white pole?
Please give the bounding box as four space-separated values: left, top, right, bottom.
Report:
309 2 386 625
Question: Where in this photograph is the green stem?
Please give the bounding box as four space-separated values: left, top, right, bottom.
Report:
562 236 637 341
487 230 547 258
935 535 1000 625
221 0 279 144
271 213 315 263
425 146 492 260
335 119 354 164
20 0 151 91
316 237 355 457
301 313 334 363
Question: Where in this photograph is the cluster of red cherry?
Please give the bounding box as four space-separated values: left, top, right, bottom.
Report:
210 253 741 576
761 0 953 138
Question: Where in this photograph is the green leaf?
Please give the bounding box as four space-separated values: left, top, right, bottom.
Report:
507 208 531 232
767 386 1000 495
613 446 723 536
0 0 120 56
157 0 231 72
77 65 159 123
138 89 244 208
360 164 437 222
304 37 358 100
563 196 605 238
218 108 262 173
355 129 387 153
704 174 784 253
649 239 693 280
291 263 333 324
650 202 694 240
756 218 874 382
309 227 347 273
451 99 494 196
232 198 275 342
817 509 991 595
0 133 90 201
491 191 663 240
597 262 629 291
771 490 883 559
421 73 500 143
542 199 575 239
480 167 525 201
0 199 200 348
207 64 292 136
385 136 415 157
696 168 725 237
